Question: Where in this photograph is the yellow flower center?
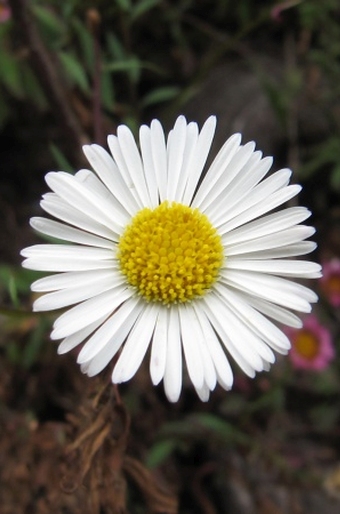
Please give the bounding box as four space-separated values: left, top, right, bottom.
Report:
117 201 223 304
294 330 319 360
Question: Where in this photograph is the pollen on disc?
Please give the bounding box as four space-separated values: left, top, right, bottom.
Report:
117 201 224 304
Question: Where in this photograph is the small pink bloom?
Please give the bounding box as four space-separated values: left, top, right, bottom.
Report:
286 315 334 371
320 259 340 308
0 1 11 23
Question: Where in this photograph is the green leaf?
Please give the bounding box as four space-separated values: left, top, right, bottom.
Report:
105 57 141 73
60 0 78 19
131 0 161 21
0 50 24 98
8 274 19 308
247 386 285 413
330 164 340 190
101 71 116 111
49 143 74 173
71 18 95 72
31 5 66 45
106 32 125 61
115 0 132 12
191 413 250 444
159 413 250 446
142 86 180 107
0 265 41 298
105 58 164 83
58 51 90 92
22 319 48 369
21 64 48 110
146 439 177 468
104 57 142 83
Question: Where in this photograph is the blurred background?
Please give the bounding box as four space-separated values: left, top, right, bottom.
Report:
0 0 340 512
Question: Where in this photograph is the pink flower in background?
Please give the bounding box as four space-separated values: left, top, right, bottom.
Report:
286 315 334 371
0 1 11 23
320 259 340 308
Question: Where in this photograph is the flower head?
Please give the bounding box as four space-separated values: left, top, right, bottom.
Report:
320 258 340 308
286 315 334 371
21 116 321 402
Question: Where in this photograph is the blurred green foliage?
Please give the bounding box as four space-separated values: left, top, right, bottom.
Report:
0 0 339 184
0 265 49 368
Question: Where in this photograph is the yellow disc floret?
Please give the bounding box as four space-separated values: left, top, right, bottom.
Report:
117 201 224 304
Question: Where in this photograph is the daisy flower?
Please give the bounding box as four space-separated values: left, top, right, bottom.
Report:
21 115 322 402
286 315 334 371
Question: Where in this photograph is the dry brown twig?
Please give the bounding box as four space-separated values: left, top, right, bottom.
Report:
60 376 178 514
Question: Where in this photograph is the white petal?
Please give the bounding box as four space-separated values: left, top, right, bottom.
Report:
192 302 234 390
83 144 139 216
196 382 210 402
214 285 291 354
244 294 303 329
21 244 115 272
33 274 123 311
51 286 132 340
139 124 160 207
45 172 124 236
193 132 242 209
222 270 315 313
22 256 114 272
226 257 322 278
163 306 182 402
75 168 131 224
204 153 272 221
40 193 116 240
150 307 168 385
213 287 276 366
107 134 144 209
182 115 216 205
217 169 296 233
149 119 168 202
196 141 256 212
171 122 199 203
224 226 316 256
222 206 311 246
77 296 141 363
233 241 317 260
57 314 108 354
202 296 258 378
179 304 205 391
184 304 217 391
22 244 113 260
82 301 143 377
31 269 117 292
112 303 158 383
75 169 115 201
116 124 152 207
166 116 188 202
30 217 114 249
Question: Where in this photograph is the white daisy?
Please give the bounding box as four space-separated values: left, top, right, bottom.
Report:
21 115 321 402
